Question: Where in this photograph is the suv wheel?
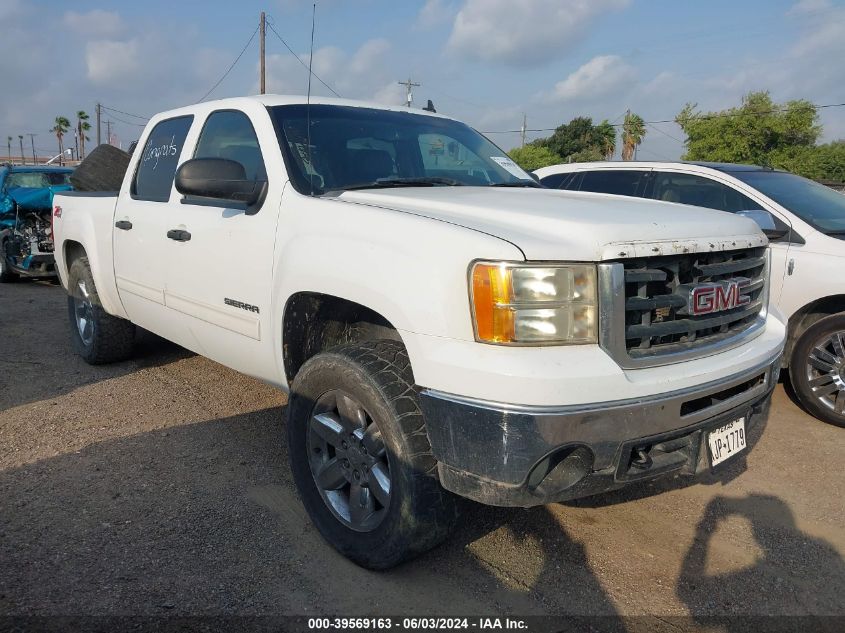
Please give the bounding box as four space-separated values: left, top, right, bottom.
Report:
790 313 845 427
287 340 457 569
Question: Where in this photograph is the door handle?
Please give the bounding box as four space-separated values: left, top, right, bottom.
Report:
114 220 133 231
166 229 192 242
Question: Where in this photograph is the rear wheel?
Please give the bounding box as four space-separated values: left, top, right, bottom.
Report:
790 313 845 427
287 340 457 569
67 257 136 364
0 239 17 283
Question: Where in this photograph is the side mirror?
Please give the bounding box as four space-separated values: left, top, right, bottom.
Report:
737 209 789 241
175 158 267 211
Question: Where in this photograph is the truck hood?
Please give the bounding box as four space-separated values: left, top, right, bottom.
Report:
337 187 767 260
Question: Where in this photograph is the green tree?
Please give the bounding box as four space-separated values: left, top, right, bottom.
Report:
621 111 646 161
51 116 71 164
508 145 562 171
675 91 819 166
531 116 617 162
76 110 91 160
594 119 617 160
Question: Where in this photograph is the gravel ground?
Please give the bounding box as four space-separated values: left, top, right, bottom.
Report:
1 280 843 626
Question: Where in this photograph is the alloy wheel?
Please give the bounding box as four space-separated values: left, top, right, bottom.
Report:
74 280 95 347
804 330 845 415
307 390 391 532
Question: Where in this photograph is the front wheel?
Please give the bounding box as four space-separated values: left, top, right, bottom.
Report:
67 257 136 364
0 239 17 283
287 340 457 569
790 313 845 427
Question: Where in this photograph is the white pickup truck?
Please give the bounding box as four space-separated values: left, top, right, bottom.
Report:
53 96 785 568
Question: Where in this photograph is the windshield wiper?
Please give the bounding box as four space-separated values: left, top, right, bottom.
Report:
489 181 543 188
335 177 465 192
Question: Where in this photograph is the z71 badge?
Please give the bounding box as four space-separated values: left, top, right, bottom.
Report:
224 298 260 314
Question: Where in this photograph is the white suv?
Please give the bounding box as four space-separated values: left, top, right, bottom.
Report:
535 161 845 427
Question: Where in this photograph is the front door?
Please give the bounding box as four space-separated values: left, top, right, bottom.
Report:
160 108 282 380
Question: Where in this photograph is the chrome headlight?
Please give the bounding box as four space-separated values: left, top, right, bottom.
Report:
470 261 598 345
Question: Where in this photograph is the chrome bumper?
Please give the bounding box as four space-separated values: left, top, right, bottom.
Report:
418 349 781 507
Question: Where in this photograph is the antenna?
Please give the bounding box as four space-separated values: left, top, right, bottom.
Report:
306 2 315 196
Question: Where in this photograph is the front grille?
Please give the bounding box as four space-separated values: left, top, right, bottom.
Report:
620 247 767 361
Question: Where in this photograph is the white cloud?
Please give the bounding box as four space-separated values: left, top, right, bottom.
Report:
787 0 832 16
447 0 630 66
85 39 141 84
551 55 635 102
416 0 455 29
63 10 124 37
263 38 395 101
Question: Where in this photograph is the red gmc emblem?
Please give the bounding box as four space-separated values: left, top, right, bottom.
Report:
53 205 62 218
689 279 751 315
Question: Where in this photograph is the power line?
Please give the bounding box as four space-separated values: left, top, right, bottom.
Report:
265 20 341 97
646 122 684 144
100 105 149 121
197 26 259 103
102 112 147 128
482 101 845 134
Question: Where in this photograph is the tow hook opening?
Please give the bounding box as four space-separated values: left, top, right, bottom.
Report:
527 446 594 497
618 434 696 482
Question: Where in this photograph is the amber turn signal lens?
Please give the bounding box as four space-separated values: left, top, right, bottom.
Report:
472 263 515 343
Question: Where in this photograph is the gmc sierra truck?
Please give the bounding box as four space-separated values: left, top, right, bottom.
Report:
52 96 786 569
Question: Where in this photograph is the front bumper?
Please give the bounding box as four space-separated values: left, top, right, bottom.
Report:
419 349 780 507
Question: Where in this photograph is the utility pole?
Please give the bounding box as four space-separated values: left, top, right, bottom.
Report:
259 11 266 94
27 134 36 164
18 135 24 165
96 103 102 147
520 113 527 148
397 77 420 108
105 121 113 146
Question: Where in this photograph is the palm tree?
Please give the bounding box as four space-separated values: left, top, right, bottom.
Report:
621 111 646 161
18 135 24 164
76 110 91 159
51 116 71 165
6 136 11 161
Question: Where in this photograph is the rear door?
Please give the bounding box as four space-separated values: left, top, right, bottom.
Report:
113 115 193 341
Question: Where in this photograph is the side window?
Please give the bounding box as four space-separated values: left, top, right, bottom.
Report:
194 110 266 181
132 116 193 201
577 170 647 196
651 172 763 213
539 173 567 189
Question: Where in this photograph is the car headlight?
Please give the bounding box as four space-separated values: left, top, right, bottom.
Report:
470 261 597 345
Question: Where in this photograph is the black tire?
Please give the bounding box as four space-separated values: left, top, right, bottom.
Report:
0 239 17 283
70 144 131 192
67 257 136 364
789 313 845 427
287 340 457 569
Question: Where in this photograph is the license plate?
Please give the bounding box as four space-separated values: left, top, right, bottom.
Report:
708 417 747 467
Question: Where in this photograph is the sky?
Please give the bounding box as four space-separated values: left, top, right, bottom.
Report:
1 0 844 161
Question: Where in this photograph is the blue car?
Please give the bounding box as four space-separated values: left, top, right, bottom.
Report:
0 165 73 281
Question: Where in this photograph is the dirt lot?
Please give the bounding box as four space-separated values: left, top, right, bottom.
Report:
1 280 843 626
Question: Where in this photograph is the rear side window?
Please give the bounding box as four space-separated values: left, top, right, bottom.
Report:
651 172 762 213
539 173 568 189
577 170 647 196
132 116 193 202
194 110 266 181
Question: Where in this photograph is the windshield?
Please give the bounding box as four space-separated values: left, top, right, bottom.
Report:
268 104 534 194
732 170 845 234
5 171 72 189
